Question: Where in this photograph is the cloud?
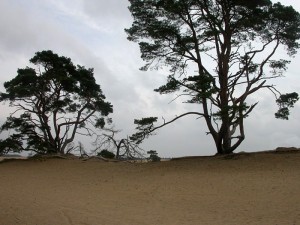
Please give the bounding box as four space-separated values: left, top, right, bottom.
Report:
82 0 131 32
0 0 299 157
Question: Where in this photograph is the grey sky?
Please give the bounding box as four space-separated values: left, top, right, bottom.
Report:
1 0 300 157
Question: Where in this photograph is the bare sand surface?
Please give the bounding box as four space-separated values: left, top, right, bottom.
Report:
0 150 299 225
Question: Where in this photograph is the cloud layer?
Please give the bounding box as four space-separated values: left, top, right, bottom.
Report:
1 0 300 157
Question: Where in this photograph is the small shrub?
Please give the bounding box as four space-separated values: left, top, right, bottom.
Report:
97 149 115 159
147 150 161 162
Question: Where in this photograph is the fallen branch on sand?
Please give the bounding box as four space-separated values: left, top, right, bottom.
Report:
81 156 120 162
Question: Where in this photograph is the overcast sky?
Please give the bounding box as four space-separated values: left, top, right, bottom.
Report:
1 0 300 157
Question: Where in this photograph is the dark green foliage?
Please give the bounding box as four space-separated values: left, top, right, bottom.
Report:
127 0 300 154
0 137 23 156
275 92 299 120
154 76 180 94
147 150 161 162
130 117 158 144
97 149 116 159
0 50 113 155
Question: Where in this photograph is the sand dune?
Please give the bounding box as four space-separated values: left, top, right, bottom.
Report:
0 150 299 225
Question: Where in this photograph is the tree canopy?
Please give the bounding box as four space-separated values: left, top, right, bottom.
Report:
126 0 300 154
0 50 113 155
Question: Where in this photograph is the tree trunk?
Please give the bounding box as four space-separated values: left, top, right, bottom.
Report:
215 129 240 155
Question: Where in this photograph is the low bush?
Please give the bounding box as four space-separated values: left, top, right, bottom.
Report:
97 149 115 159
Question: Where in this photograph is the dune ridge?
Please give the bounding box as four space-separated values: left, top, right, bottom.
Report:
0 150 299 225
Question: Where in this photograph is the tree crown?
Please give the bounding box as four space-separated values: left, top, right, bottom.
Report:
0 50 113 155
126 0 300 154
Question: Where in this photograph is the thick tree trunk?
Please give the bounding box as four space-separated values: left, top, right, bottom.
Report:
215 128 242 155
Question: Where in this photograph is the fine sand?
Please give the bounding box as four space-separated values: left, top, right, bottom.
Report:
0 150 299 225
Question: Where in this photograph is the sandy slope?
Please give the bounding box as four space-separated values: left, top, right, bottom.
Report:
0 151 299 225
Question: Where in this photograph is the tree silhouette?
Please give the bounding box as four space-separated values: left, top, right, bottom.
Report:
126 0 300 154
0 50 113 155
